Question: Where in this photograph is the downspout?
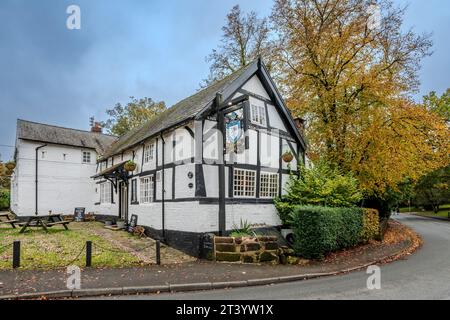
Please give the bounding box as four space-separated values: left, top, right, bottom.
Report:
35 144 47 216
160 133 166 240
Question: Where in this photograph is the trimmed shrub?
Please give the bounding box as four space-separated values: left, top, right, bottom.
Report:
361 208 380 242
291 206 343 259
338 207 364 248
290 206 379 259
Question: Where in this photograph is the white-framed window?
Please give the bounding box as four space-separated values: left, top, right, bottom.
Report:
140 175 154 204
250 104 266 126
82 151 91 164
144 144 154 163
260 172 279 198
233 168 256 197
100 182 111 204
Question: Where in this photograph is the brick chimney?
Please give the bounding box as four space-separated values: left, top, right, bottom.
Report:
293 117 305 136
91 122 102 133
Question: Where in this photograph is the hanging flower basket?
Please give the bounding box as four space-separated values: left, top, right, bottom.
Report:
5 161 16 170
124 160 137 172
282 151 294 163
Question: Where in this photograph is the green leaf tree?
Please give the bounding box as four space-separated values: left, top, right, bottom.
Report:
413 166 450 213
423 89 450 122
101 97 166 136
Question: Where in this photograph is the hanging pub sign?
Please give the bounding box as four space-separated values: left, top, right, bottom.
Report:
225 109 245 154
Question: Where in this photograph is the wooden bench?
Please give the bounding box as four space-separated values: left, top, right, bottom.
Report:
0 219 18 228
46 221 70 230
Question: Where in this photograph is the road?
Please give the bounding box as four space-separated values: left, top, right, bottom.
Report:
96 215 450 300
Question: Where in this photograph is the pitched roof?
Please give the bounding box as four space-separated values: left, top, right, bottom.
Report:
99 58 306 160
100 60 258 159
16 119 118 154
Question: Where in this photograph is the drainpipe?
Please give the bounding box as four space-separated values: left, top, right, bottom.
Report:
35 144 47 216
160 133 166 240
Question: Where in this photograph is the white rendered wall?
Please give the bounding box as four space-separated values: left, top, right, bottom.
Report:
14 140 98 216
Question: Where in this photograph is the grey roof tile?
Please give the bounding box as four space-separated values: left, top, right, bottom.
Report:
16 119 118 154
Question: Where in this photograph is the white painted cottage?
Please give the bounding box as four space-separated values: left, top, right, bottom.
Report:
11 58 306 256
10 120 117 216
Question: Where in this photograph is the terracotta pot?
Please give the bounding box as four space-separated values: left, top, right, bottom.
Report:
124 162 136 172
282 153 294 163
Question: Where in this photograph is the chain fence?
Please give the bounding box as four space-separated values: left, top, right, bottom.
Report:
92 241 162 265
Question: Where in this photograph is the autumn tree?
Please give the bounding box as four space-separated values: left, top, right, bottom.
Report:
203 5 273 85
271 0 449 198
102 97 166 136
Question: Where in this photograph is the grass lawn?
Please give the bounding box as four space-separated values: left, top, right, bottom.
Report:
0 221 195 270
400 204 450 219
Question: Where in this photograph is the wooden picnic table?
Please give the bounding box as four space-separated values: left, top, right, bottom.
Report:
19 213 70 233
0 212 18 228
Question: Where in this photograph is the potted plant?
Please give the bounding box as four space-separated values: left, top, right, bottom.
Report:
5 161 16 170
124 160 137 172
116 219 126 229
281 151 294 163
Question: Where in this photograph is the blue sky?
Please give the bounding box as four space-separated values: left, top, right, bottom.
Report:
0 0 448 161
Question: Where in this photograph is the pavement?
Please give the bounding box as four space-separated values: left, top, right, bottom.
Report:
102 214 450 300
0 216 416 299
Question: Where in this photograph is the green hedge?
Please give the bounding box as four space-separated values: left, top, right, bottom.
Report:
291 206 379 259
0 189 10 210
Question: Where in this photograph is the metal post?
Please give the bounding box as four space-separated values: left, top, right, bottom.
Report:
12 241 20 269
156 240 161 265
86 241 92 267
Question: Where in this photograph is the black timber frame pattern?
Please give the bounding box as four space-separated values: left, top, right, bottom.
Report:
93 58 306 236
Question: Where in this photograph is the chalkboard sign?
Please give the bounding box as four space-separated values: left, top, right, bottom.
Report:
74 207 86 222
128 214 138 232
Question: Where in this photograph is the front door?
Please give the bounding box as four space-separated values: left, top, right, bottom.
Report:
119 182 129 221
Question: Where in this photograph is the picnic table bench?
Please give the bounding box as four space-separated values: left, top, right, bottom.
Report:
0 212 18 228
19 214 70 233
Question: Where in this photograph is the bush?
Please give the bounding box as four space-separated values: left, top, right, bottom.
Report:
275 160 362 225
361 208 380 242
290 206 379 259
339 207 364 248
291 206 342 259
0 189 10 210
